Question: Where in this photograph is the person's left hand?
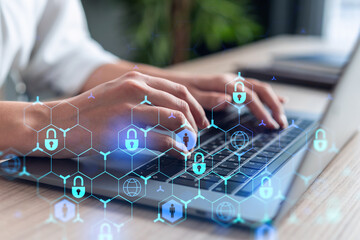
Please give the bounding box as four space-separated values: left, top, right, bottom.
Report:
171 73 288 129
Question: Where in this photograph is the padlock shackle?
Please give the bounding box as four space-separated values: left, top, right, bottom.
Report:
74 176 84 186
46 128 57 138
194 152 204 163
127 128 137 139
261 176 271 186
100 223 111 233
234 81 245 92
315 128 326 139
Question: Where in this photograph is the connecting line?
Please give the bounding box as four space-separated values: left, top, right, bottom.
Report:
59 128 70 137
100 198 111 208
141 95 151 105
140 127 152 137
32 142 44 152
154 213 164 223
19 166 30 176
181 200 191 209
207 119 218 129
296 173 313 186
72 212 83 223
236 72 245 81
59 175 70 184
113 223 124 232
45 213 56 224
32 96 43 105
289 120 298 128
274 190 286 200
140 175 151 185
100 151 111 161
194 188 204 200
180 119 191 129
233 213 245 224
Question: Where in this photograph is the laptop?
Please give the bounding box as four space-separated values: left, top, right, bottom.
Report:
3 38 360 229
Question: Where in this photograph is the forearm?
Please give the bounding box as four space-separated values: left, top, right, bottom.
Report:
0 101 44 155
81 60 191 92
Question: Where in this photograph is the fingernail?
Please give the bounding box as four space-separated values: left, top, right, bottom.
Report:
280 114 288 128
270 119 280 129
204 118 210 127
282 97 289 104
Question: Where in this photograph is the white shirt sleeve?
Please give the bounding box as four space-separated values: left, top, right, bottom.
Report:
22 0 119 96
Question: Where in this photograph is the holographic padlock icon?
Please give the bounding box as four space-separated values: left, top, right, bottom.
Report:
259 176 273 199
233 81 246 104
125 128 139 151
72 176 85 198
313 128 327 152
44 128 58 151
192 152 206 175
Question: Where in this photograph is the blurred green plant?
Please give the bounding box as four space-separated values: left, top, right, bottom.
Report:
120 0 262 66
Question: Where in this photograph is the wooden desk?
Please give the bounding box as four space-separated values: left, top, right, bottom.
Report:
1 36 356 240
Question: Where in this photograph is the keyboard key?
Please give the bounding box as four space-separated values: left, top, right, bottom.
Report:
242 161 265 170
228 173 248 183
173 178 198 188
218 161 240 169
213 167 233 176
239 167 258 176
251 156 269 164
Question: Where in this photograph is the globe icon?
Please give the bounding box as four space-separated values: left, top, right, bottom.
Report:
216 201 235 221
123 178 142 197
230 131 249 149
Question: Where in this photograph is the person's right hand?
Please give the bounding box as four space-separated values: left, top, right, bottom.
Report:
64 71 209 156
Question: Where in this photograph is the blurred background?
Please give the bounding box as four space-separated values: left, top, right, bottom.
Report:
82 0 360 66
2 0 360 100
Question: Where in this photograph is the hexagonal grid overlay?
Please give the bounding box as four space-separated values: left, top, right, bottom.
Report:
14 69 304 236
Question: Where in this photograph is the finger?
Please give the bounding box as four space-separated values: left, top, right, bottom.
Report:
188 88 232 111
278 96 288 104
252 82 288 128
145 77 209 129
146 87 198 132
134 106 197 134
245 89 280 129
146 131 190 159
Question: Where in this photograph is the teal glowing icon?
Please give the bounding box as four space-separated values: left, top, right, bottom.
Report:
314 128 327 152
125 128 139 151
72 176 85 198
233 81 246 104
259 176 273 199
192 152 206 175
45 128 58 151
98 223 113 240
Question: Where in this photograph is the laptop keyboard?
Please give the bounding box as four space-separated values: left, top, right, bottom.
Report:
134 112 314 197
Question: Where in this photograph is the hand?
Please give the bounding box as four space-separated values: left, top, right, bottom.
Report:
172 73 288 129
65 71 209 156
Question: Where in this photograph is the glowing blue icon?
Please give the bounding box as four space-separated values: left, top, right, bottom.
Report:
44 128 58 151
216 201 235 222
125 128 139 151
54 199 75 222
233 81 246 104
175 129 196 151
192 152 206 175
255 224 277 240
230 131 249 149
98 223 113 240
313 128 327 152
72 176 85 199
0 154 21 174
259 176 273 199
161 199 184 223
123 178 141 197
